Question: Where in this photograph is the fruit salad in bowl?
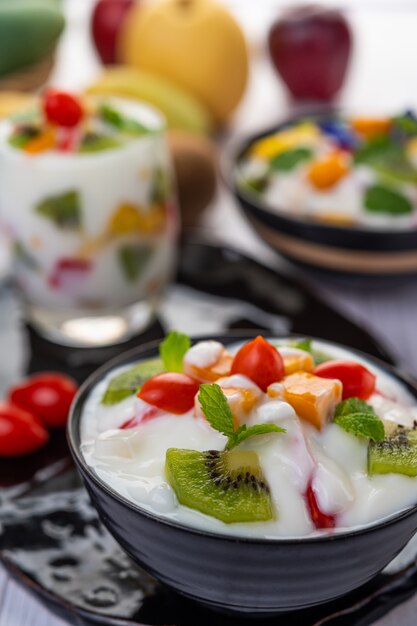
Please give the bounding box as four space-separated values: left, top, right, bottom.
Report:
0 90 178 345
69 333 417 613
236 112 417 230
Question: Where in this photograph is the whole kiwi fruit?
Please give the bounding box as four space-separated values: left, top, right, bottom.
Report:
167 130 217 230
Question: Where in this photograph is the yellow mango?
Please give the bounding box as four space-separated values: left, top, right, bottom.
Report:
307 150 350 190
250 123 319 159
280 348 314 376
184 349 232 383
283 371 342 430
351 117 391 139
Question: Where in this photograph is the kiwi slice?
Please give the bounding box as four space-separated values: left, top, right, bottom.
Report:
79 132 120 153
35 190 81 231
102 358 164 405
368 425 417 477
165 448 274 523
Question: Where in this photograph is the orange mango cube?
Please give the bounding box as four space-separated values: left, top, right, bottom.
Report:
307 151 349 190
184 348 233 383
280 348 314 376
350 117 391 140
283 371 342 430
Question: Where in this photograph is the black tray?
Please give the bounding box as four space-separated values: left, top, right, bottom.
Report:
1 240 415 626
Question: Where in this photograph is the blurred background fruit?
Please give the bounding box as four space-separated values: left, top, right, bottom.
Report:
0 92 37 118
0 0 64 91
118 0 248 125
167 130 217 230
91 0 134 65
86 66 212 134
268 4 352 102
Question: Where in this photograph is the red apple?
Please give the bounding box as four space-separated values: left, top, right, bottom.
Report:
268 5 352 101
91 0 134 65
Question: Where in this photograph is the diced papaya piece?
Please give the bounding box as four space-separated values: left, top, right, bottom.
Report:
194 376 261 429
24 128 56 154
250 123 319 159
223 386 260 429
267 382 285 399
184 343 233 383
351 117 391 140
279 348 314 376
307 151 350 190
283 371 342 430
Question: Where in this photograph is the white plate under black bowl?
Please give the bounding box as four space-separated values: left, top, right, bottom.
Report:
1 240 414 625
231 112 417 285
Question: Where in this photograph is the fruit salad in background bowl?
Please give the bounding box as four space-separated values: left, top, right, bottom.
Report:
231 112 417 282
68 332 417 614
0 90 178 346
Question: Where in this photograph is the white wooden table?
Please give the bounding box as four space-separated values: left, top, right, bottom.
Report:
3 1 417 624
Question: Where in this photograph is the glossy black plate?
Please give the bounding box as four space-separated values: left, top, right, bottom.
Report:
2 240 415 626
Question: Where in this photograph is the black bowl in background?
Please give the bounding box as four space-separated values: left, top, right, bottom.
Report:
229 114 417 283
68 334 417 616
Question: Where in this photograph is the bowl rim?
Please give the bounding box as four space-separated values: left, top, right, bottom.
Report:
226 109 417 239
68 331 417 545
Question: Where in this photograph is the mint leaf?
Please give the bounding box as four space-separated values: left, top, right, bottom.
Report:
102 358 164 405
354 135 417 184
198 383 235 439
159 331 191 373
364 184 412 215
199 383 286 449
227 423 286 450
270 147 313 171
334 398 384 441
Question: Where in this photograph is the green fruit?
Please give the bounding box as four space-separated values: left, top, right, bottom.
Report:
166 448 274 523
78 132 120 153
0 0 65 76
99 103 149 136
35 190 82 231
102 358 164 405
118 243 153 282
368 425 417 477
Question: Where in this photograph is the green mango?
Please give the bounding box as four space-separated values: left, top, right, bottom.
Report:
0 0 65 76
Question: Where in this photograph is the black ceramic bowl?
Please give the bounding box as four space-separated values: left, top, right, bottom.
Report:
68 334 417 616
230 113 417 283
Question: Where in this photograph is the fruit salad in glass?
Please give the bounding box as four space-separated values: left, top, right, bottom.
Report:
0 90 178 345
80 332 417 537
236 112 417 229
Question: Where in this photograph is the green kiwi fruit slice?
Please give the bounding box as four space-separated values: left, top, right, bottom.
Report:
368 424 417 477
102 358 164 405
165 448 274 523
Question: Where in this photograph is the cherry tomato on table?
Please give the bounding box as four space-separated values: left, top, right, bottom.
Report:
230 336 285 392
9 373 79 428
138 373 200 414
0 403 49 457
314 360 376 400
43 90 84 128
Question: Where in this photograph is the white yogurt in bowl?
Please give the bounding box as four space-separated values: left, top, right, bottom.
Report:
79 336 417 539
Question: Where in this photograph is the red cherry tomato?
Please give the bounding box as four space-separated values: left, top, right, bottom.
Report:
0 403 49 457
43 90 84 128
9 373 79 428
305 483 335 529
138 373 200 414
230 336 285 392
314 360 376 400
